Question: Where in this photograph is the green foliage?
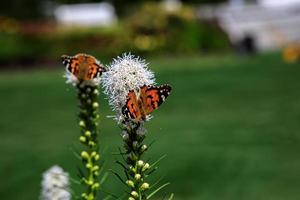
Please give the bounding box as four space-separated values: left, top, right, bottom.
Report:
126 2 230 54
0 3 230 63
1 54 300 199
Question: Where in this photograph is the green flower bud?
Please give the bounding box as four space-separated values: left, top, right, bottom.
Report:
94 154 100 160
131 191 139 198
128 197 135 200
87 180 93 185
126 180 135 188
142 163 150 171
86 163 92 169
81 94 87 99
79 136 86 143
88 141 95 146
92 165 99 171
137 160 144 167
93 89 99 95
92 182 100 189
141 144 147 151
92 102 99 108
87 99 92 104
79 120 85 127
140 182 149 191
134 174 141 180
81 151 89 159
94 171 99 176
91 151 97 157
130 166 136 173
82 193 88 198
85 131 92 137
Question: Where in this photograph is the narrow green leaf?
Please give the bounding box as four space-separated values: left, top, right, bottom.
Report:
167 193 174 200
100 172 109 184
150 154 167 169
147 183 170 199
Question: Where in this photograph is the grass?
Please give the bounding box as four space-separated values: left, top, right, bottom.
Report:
1 53 300 200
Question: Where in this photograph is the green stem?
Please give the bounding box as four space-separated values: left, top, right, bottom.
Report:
122 121 150 200
77 83 101 200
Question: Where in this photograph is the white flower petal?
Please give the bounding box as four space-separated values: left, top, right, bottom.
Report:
101 53 155 121
41 165 71 200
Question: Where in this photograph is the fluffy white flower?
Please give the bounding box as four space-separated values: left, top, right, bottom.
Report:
64 72 102 87
101 53 155 120
41 165 71 200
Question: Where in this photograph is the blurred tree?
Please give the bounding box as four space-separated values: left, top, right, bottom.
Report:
0 0 227 20
0 0 44 20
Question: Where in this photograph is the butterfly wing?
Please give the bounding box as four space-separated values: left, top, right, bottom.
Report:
61 55 80 77
85 55 106 80
122 90 143 120
61 54 106 81
141 84 172 115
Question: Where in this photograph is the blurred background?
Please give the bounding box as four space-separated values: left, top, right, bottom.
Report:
1 0 300 199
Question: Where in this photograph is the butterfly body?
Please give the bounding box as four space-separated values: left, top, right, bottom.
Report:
61 53 106 81
122 84 172 121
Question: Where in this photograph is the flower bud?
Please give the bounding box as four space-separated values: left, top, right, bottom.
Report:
128 197 135 200
81 94 87 99
86 87 92 93
94 154 100 161
134 174 141 180
79 136 86 143
137 160 144 167
141 144 147 151
126 180 135 188
82 193 88 198
92 102 99 108
88 141 95 146
132 141 138 148
92 165 99 171
122 133 129 141
87 99 92 104
142 163 150 171
87 180 93 185
141 182 149 190
94 171 99 176
92 182 100 189
93 89 99 95
86 163 92 169
129 166 136 173
91 151 97 157
85 131 92 137
81 151 89 159
131 191 139 198
79 120 85 127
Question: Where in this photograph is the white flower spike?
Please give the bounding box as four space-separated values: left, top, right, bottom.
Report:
101 53 155 121
41 165 71 200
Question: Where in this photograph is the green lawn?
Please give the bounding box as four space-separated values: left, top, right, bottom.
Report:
1 53 300 200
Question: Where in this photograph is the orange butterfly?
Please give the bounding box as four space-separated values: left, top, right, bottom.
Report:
122 84 172 121
61 53 106 81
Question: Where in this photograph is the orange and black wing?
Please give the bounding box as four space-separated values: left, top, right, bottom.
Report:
122 90 143 120
61 54 106 80
141 84 172 115
84 55 106 80
62 54 80 77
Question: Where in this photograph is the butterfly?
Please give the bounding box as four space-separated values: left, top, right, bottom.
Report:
122 84 172 121
61 53 106 81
